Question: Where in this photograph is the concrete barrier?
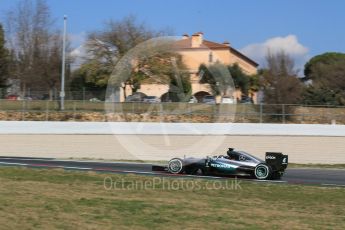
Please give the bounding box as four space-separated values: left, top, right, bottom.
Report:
0 121 344 164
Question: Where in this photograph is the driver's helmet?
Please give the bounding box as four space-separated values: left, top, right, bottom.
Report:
227 148 236 160
227 148 234 156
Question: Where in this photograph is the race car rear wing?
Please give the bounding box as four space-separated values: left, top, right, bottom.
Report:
265 152 288 171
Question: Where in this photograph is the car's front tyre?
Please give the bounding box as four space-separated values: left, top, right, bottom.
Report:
168 158 184 174
254 163 272 180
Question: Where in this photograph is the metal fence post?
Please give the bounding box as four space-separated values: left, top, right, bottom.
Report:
328 106 334 124
132 101 134 114
21 100 24 121
282 104 286 124
159 103 163 121
73 101 76 121
188 102 192 120
82 87 85 102
45 100 49 121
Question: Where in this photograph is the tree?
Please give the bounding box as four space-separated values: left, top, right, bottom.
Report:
302 86 342 106
228 64 250 96
302 52 345 105
198 62 257 98
132 52 191 101
198 62 233 96
0 23 9 93
74 15 171 99
70 61 108 100
167 55 191 102
304 52 345 81
37 33 65 99
87 15 163 62
5 0 67 98
260 51 303 105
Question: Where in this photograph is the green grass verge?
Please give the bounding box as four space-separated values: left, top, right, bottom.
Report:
0 167 345 229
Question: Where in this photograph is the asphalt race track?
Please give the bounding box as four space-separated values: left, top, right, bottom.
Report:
0 156 345 187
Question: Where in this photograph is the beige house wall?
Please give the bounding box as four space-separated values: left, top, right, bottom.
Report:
138 84 169 98
179 49 257 76
191 81 211 93
122 33 258 101
228 55 257 75
119 85 134 102
179 50 214 72
119 84 169 102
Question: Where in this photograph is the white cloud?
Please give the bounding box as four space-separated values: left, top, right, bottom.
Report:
70 44 86 58
69 32 88 70
240 35 310 75
70 44 87 70
69 32 87 48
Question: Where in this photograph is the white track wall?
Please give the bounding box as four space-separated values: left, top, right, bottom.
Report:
0 121 344 164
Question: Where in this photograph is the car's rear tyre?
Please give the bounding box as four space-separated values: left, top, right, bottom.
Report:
168 158 184 174
254 163 272 180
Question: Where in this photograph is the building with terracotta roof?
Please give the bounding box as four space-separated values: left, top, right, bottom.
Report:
126 32 259 103
176 32 257 74
172 32 258 102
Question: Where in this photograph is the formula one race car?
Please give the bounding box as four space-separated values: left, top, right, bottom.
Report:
153 148 288 180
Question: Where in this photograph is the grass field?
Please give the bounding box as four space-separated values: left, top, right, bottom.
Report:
0 167 344 229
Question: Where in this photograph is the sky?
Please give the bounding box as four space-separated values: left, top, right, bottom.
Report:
1 0 345 73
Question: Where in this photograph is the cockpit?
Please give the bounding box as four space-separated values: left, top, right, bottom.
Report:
213 148 262 163
226 148 246 161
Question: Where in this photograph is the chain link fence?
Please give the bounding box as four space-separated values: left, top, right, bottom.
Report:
0 99 344 124
2 89 106 101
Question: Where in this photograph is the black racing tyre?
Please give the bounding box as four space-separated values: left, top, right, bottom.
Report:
168 158 184 174
254 163 272 180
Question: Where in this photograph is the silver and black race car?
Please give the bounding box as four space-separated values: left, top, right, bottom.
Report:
153 148 288 180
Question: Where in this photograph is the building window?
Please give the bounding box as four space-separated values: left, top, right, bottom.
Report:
209 52 213 63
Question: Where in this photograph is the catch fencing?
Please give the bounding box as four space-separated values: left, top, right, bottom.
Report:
0 100 344 124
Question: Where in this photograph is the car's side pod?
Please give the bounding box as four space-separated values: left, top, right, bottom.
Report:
265 152 288 172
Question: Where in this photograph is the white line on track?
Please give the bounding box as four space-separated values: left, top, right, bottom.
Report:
0 157 52 160
45 159 154 165
0 161 93 171
112 170 160 175
180 174 224 179
0 162 28 166
59 166 93 170
251 179 288 183
0 161 163 175
66 160 153 165
0 157 154 165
